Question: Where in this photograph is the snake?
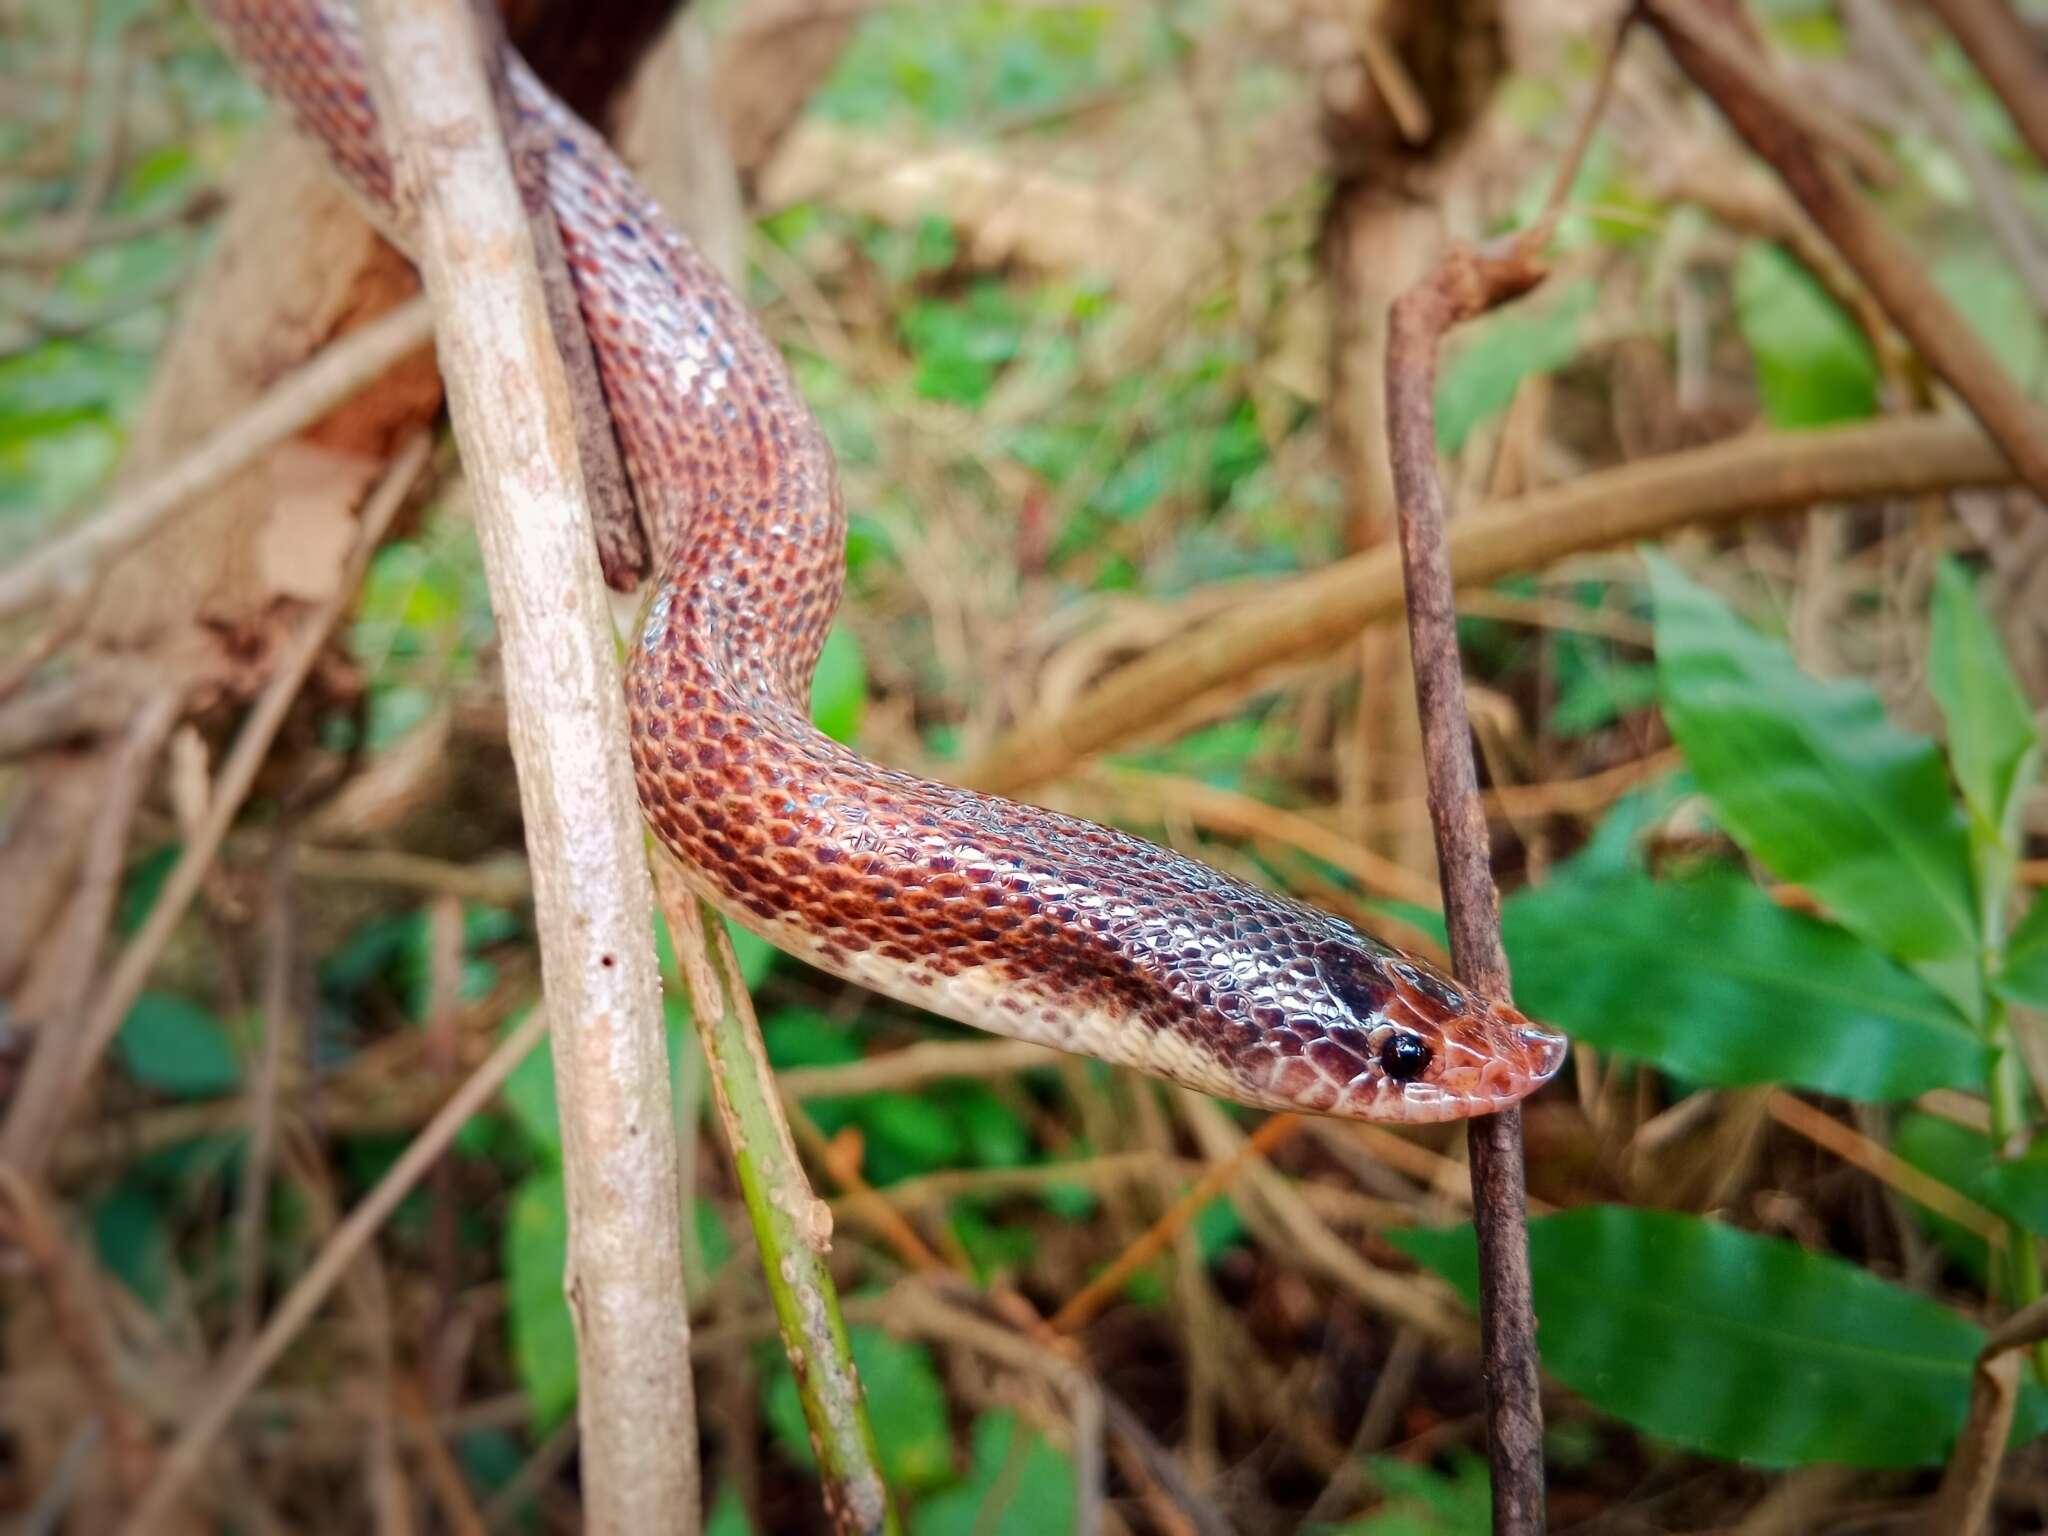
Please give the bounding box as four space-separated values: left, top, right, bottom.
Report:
203 0 1567 1123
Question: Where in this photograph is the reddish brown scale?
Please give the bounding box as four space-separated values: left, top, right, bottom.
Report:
210 0 1569 1122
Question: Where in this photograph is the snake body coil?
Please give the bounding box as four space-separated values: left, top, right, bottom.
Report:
207 1 1567 1122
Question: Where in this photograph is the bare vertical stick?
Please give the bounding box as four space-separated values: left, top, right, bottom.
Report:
1385 240 1551 1535
356 1 699 1527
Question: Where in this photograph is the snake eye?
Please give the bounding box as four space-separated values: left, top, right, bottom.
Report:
1379 1033 1433 1082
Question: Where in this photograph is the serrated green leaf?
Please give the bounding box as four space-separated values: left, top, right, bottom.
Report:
117 991 240 1096
912 1411 1075 1536
1929 557 2039 849
1503 866 1982 1100
765 1326 954 1492
506 1170 577 1427
1648 552 1980 1016
1733 241 1878 428
1393 1205 2040 1467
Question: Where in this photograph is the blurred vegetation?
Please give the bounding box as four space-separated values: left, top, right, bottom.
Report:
5 0 2048 1532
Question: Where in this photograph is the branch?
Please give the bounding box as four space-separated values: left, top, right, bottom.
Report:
356 0 699 1523
1644 0 2048 501
963 416 2015 795
1386 239 1550 1535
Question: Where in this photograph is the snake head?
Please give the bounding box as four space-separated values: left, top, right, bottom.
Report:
1219 918 1568 1124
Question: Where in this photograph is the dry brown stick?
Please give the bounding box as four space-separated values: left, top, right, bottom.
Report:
1922 1289 2048 1535
1644 0 2048 501
116 1007 551 1536
1922 0 2048 168
1385 237 1551 1536
0 295 432 622
355 1 700 1526
964 415 2013 795
0 433 431 1176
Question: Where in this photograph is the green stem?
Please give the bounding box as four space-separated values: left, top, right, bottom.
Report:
1985 991 2048 1380
657 867 899 1536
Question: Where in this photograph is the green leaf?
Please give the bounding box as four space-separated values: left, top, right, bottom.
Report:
854 1092 966 1183
1338 1453 1491 1535
1732 241 1878 428
766 1326 954 1492
810 622 867 745
1393 1206 2026 1467
506 1170 577 1427
91 1180 173 1307
2000 896 2048 1009
1435 279 1595 455
912 1411 1075 1536
1893 1112 1994 1286
1503 867 1983 1100
1895 1111 2048 1241
1929 557 2039 848
1648 552 1980 1015
706 1484 755 1536
117 992 240 1096
498 1006 560 1153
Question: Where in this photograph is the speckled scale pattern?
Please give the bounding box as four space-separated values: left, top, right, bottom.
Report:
209 0 1567 1122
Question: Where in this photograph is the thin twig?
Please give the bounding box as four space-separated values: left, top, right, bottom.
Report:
0 433 431 1175
963 415 2017 795
1644 0 2048 501
116 1007 551 1536
1051 1113 1303 1334
0 296 432 622
231 838 299 1350
653 858 899 1536
355 0 701 1523
1766 1092 2004 1242
1385 236 1552 1536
